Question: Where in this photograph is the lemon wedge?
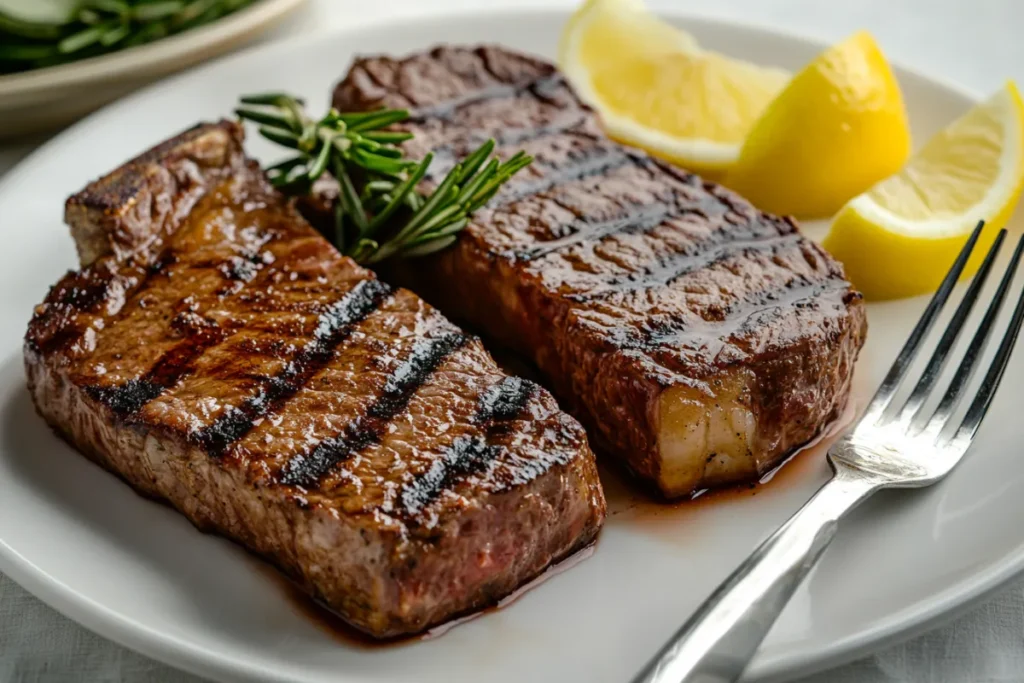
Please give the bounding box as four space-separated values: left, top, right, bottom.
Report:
822 81 1024 301
725 31 911 218
558 0 789 177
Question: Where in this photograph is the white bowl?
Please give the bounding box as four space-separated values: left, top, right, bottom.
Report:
0 0 307 139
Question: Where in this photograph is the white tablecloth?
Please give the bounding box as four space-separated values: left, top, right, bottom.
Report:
4 0 1024 680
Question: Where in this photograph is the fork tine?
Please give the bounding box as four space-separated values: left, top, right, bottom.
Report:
897 230 1006 424
925 233 1024 440
863 220 985 421
951 238 1024 444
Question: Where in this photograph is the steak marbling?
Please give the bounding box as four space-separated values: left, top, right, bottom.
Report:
24 120 605 637
326 45 868 498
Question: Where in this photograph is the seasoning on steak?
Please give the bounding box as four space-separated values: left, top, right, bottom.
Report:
324 45 868 499
24 120 605 637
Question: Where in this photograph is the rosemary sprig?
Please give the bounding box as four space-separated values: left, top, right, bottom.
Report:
235 92 533 265
0 0 257 75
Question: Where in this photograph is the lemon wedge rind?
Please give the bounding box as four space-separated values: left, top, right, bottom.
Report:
724 31 911 218
843 83 1024 240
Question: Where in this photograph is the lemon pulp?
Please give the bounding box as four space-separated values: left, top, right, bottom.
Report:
559 0 788 176
823 82 1024 300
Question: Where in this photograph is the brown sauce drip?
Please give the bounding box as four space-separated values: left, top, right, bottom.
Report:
605 394 862 524
261 541 598 647
278 580 406 649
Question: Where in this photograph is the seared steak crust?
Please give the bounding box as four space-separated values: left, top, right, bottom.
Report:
25 120 605 637
329 45 868 497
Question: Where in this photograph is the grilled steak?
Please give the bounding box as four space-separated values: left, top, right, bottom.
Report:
24 120 605 637
325 45 868 498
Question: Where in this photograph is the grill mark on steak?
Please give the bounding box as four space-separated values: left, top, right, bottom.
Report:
506 176 761 263
32 265 148 357
78 231 283 417
278 331 470 487
425 113 593 176
51 273 115 311
642 277 854 354
86 323 229 417
368 331 471 419
475 375 535 423
399 376 537 516
566 232 804 302
193 278 394 456
495 147 636 206
492 113 591 146
408 74 565 122
511 203 673 261
400 436 498 515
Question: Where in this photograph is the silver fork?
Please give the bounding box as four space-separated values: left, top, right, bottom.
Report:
631 221 1024 683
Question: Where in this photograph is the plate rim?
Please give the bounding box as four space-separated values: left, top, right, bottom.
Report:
0 6 1013 683
0 0 308 99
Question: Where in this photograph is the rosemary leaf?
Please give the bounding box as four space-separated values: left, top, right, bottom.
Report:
352 148 413 176
409 203 465 239
371 146 404 159
392 163 465 243
257 125 300 148
298 122 319 153
272 165 311 195
395 236 458 259
351 136 382 152
361 179 396 201
266 155 306 176
404 191 424 213
455 158 499 205
338 109 409 127
456 139 496 183
239 92 299 106
349 238 380 263
467 186 502 213
333 158 368 234
423 217 471 239
347 110 411 132
235 106 294 129
367 154 433 231
306 140 333 181
361 131 415 144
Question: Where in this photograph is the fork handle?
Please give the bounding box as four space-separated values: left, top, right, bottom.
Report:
630 470 877 683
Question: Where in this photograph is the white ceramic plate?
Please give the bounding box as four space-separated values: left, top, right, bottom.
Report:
0 0 307 139
1 8 1022 683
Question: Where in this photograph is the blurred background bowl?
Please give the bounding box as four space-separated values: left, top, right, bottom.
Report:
0 0 307 140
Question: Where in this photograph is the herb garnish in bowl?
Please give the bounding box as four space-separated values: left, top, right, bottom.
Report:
0 0 257 75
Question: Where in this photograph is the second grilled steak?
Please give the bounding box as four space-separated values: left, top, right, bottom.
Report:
329 45 868 498
25 121 605 637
